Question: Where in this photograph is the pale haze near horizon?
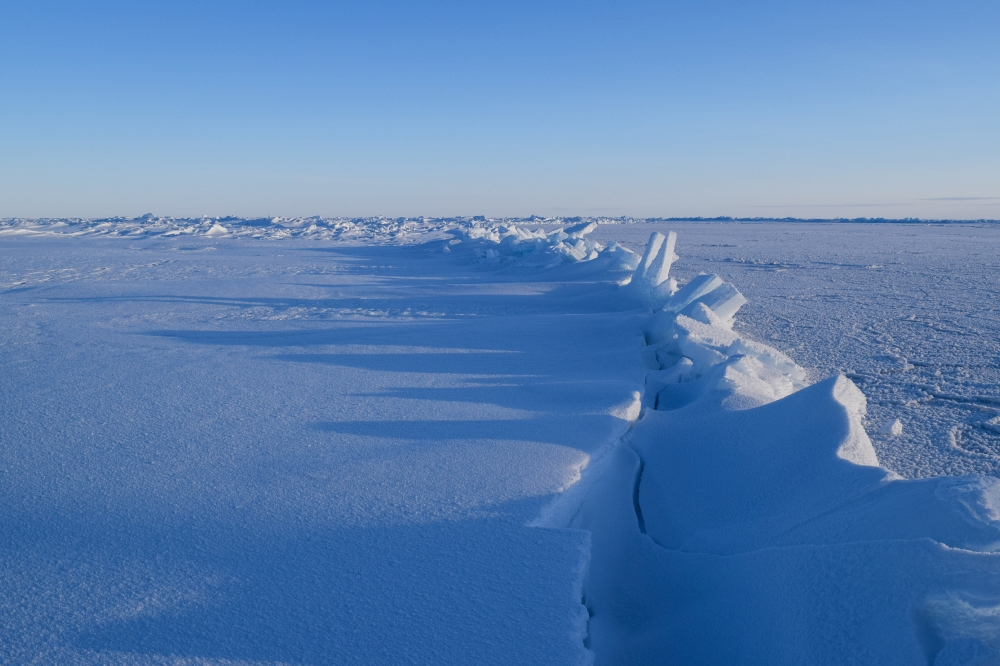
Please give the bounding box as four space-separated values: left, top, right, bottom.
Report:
1 0 998 220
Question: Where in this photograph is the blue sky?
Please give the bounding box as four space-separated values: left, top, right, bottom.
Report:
2 0 998 218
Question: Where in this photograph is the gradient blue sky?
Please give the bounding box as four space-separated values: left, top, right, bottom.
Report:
2 0 998 219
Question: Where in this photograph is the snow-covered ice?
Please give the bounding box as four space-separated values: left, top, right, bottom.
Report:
2 216 1000 664
593 221 1000 480
0 228 645 664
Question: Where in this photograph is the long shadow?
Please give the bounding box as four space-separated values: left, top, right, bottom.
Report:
45 291 553 312
313 415 617 446
31 241 632 318
274 351 541 376
2 240 636 663
39 280 620 319
146 321 505 351
362 381 634 414
292 242 630 283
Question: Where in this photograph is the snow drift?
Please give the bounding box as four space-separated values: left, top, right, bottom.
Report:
534 231 1000 665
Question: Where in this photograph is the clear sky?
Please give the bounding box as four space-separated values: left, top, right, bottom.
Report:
2 0 998 219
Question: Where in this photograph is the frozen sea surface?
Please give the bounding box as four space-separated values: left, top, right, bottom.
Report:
593 222 1000 479
0 234 644 664
3 217 1000 664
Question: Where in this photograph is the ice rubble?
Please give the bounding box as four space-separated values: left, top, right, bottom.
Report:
441 220 639 270
0 215 643 274
0 215 449 241
0 215 638 253
531 231 1000 665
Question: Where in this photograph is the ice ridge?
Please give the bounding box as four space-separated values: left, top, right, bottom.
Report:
0 217 641 274
535 232 1000 665
440 220 639 269
4 215 1000 242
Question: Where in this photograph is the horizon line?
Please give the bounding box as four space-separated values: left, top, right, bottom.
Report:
3 215 1000 225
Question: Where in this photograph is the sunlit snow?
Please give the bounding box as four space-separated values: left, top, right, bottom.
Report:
2 216 999 665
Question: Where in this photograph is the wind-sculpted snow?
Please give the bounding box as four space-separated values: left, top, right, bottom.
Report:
537 232 1000 665
0 230 647 665
3 222 1000 664
592 221 1000 480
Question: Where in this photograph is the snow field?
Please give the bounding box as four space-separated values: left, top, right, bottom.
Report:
3 218 1000 664
0 234 646 664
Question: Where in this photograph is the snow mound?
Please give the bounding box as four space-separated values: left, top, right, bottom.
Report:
536 231 1000 664
203 223 229 237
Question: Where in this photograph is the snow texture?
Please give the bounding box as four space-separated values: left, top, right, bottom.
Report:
3 216 999 665
591 221 1000 480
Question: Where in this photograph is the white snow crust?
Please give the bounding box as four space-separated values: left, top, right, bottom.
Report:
591 220 1000 480
2 217 1000 665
